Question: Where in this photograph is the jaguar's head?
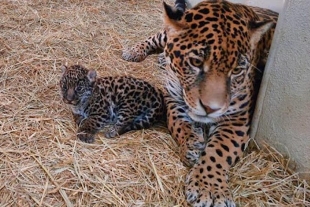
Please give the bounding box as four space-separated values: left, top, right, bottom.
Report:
163 1 273 123
60 65 96 106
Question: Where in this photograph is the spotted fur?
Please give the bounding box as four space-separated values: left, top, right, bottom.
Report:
60 65 165 143
122 1 278 206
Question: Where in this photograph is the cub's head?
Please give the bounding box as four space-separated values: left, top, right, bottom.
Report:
60 65 96 106
163 1 274 123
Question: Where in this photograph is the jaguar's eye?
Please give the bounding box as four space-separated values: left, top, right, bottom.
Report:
189 57 204 68
232 67 243 75
232 55 248 75
238 57 248 67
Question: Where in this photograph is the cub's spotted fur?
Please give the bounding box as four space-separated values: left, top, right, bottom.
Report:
60 65 165 143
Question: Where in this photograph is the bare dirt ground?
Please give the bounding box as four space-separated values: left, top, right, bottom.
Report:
0 0 309 206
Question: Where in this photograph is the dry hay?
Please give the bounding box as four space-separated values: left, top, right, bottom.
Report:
0 0 309 206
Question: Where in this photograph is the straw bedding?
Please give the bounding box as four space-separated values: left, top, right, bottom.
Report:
0 0 309 206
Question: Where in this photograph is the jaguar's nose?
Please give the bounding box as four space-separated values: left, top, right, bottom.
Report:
199 100 221 115
205 105 220 114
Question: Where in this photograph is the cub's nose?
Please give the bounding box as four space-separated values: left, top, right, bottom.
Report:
63 98 72 104
66 88 75 101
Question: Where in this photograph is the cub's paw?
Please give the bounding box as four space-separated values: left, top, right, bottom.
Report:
181 126 206 167
122 47 147 62
104 127 118 138
185 164 235 207
77 132 95 143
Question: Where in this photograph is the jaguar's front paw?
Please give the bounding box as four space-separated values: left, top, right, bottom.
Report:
180 142 205 167
122 47 147 62
77 132 95 143
185 163 235 207
180 126 206 167
157 52 166 70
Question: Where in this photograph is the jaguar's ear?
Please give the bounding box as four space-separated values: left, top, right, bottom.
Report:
163 1 187 34
87 70 97 83
249 20 274 50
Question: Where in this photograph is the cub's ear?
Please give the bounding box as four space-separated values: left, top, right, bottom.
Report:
61 65 67 73
87 70 97 83
249 20 274 50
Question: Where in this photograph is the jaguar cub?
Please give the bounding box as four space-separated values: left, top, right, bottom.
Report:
60 64 165 143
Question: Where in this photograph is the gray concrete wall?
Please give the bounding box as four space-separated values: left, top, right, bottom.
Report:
235 0 284 12
252 0 310 179
188 0 284 12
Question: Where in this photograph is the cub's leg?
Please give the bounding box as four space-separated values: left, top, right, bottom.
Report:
72 113 83 126
104 106 163 138
77 115 109 143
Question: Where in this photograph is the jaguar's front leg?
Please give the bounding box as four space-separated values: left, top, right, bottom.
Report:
122 30 166 62
167 98 206 167
185 122 249 207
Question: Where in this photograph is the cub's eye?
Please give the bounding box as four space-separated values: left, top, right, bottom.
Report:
61 84 67 90
189 57 204 68
76 86 83 92
232 67 243 75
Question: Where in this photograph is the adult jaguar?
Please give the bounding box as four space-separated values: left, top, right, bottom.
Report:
122 0 278 206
